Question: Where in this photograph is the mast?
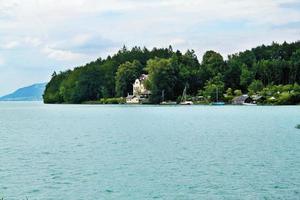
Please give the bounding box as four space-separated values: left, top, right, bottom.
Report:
181 86 187 102
216 87 218 102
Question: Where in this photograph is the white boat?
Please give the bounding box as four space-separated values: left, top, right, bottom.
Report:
242 103 257 106
161 101 177 105
180 101 193 105
160 90 177 105
180 86 193 105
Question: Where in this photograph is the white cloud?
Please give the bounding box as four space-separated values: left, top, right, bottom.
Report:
0 0 299 57
0 56 4 66
42 46 85 61
0 0 300 94
0 41 19 49
71 34 92 46
24 37 42 47
169 38 188 46
0 37 42 50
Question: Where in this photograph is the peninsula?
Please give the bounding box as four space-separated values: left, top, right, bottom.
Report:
43 41 300 105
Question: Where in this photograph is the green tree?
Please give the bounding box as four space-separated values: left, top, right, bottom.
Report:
236 50 256 68
43 70 71 103
248 80 264 94
224 59 242 90
146 58 178 103
203 74 225 102
240 64 255 90
234 89 242 96
178 50 201 95
115 60 143 97
224 88 234 102
290 50 300 83
202 50 225 77
60 65 103 103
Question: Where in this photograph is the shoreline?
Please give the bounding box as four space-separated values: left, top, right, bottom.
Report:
1 101 299 106
46 102 300 106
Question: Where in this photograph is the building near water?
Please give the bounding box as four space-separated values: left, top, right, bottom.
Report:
232 95 252 105
126 74 151 104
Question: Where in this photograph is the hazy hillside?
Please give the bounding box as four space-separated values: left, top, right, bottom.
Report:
0 83 47 101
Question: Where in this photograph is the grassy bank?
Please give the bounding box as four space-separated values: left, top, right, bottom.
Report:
83 97 126 104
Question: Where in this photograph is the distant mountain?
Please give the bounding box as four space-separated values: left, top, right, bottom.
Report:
0 83 47 101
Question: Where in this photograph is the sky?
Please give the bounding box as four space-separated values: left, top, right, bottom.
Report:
0 0 300 96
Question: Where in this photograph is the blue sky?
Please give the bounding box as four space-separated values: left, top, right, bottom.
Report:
0 0 300 95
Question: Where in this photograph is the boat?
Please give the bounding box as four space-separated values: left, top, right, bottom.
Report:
180 101 193 105
161 101 177 105
242 103 257 106
160 90 177 105
180 86 193 105
211 87 225 106
212 102 225 105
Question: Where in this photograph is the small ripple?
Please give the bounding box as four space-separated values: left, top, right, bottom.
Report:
50 172 63 176
52 176 60 180
152 196 160 199
44 185 60 190
85 172 98 176
55 181 71 185
41 151 51 155
273 185 288 189
28 189 40 193
188 185 198 190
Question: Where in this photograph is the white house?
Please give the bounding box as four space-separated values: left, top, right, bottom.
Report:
126 74 151 104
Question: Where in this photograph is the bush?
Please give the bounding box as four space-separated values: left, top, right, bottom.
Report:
83 98 125 104
254 83 300 105
275 92 292 105
248 80 264 94
234 89 242 96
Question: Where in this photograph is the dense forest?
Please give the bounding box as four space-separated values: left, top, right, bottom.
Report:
43 41 300 105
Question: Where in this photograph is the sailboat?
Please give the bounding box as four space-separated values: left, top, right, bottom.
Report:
180 86 193 105
211 87 225 105
160 90 177 105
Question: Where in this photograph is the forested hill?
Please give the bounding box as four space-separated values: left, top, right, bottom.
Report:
43 41 300 104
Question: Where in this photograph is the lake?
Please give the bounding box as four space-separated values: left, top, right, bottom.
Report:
0 102 300 199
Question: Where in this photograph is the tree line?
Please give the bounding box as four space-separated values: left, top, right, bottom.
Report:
43 41 300 104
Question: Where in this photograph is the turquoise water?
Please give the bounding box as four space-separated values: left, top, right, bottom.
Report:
0 102 300 200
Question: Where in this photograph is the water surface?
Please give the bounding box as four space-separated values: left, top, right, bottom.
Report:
0 102 300 199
